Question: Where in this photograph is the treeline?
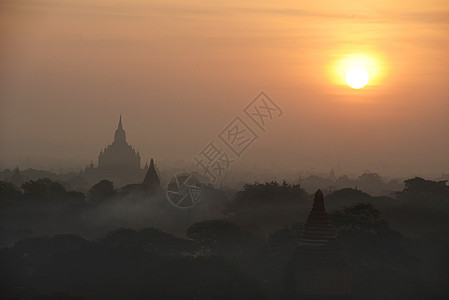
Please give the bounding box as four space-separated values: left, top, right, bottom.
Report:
1 177 449 240
0 178 449 298
1 212 448 299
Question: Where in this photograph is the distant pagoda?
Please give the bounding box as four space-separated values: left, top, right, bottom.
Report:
84 116 149 187
118 157 161 196
9 166 24 187
285 190 352 299
97 115 141 171
143 158 160 189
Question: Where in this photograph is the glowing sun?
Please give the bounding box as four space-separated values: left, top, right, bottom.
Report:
345 67 369 89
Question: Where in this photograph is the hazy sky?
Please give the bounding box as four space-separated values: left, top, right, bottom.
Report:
1 0 448 178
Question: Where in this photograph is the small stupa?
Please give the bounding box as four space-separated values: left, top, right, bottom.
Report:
284 190 352 299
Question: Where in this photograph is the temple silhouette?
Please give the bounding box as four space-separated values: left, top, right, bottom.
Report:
285 190 352 299
98 115 141 171
9 166 25 187
84 116 158 188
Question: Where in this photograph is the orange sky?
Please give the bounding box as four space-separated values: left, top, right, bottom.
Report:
1 0 448 178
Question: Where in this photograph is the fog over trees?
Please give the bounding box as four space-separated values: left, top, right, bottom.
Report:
1 175 448 299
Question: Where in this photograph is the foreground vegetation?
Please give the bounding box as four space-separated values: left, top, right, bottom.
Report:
0 178 448 299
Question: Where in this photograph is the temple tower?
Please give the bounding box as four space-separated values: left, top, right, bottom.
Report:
10 166 24 187
142 158 160 190
84 116 145 187
114 115 126 143
97 116 141 171
285 190 352 299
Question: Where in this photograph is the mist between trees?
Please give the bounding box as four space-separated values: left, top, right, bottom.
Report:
0 177 448 299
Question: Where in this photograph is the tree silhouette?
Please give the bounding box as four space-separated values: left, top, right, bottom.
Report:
329 203 417 299
187 220 242 245
268 222 303 256
398 177 449 203
233 181 306 207
331 202 386 234
99 227 193 255
21 178 66 199
186 220 260 259
225 181 309 233
88 179 115 202
0 181 22 203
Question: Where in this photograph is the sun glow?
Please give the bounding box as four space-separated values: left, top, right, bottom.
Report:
346 67 369 89
329 53 385 89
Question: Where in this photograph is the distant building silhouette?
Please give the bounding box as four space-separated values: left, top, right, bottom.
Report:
84 116 151 187
9 166 24 187
98 115 141 170
285 190 352 299
143 158 160 189
118 158 161 196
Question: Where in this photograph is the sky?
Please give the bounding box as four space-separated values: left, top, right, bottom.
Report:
1 0 448 178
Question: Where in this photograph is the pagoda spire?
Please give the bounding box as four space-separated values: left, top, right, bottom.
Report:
143 158 160 190
300 189 336 244
118 115 123 130
284 189 352 298
114 114 126 143
10 166 24 186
